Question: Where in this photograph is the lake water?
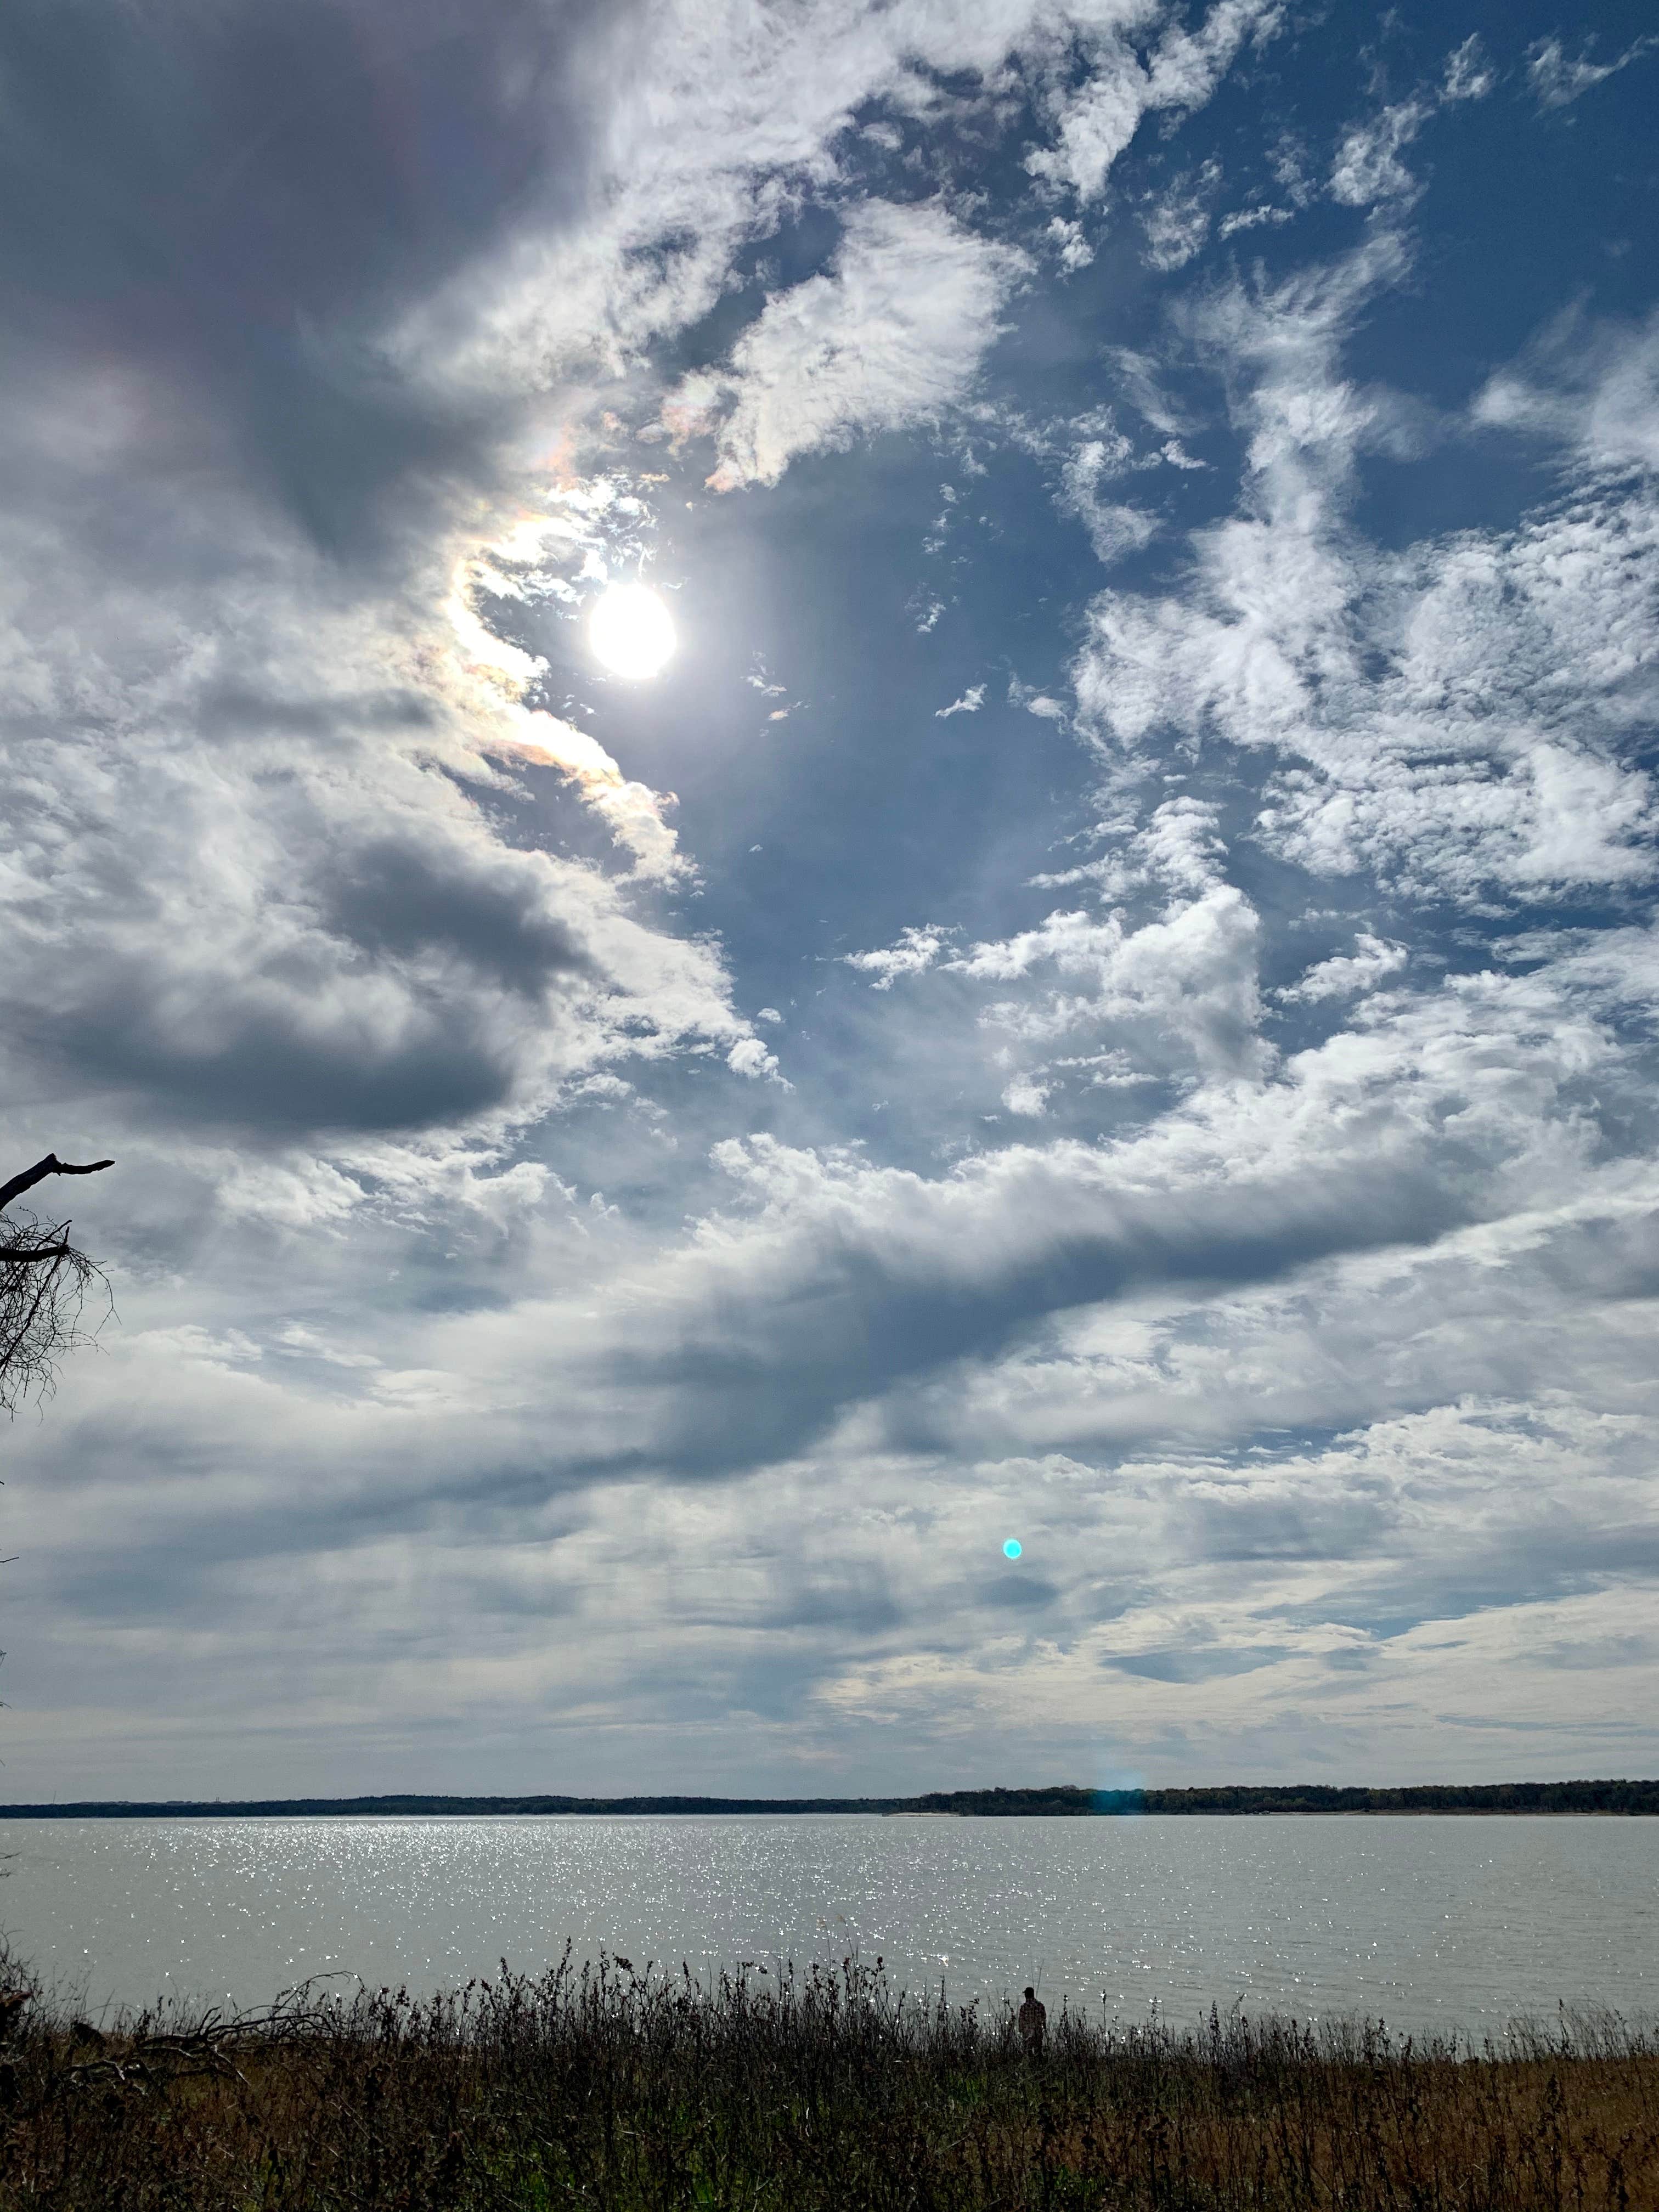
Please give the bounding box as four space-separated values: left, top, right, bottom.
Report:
2 1814 1654 2036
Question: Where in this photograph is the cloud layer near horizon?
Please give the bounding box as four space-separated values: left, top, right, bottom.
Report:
1 0 1656 1798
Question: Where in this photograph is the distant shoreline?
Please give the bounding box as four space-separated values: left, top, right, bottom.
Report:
2 1781 1656 1818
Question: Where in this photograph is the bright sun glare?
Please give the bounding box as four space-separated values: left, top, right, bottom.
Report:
589 582 676 680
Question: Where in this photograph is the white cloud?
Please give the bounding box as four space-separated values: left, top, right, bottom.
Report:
672 201 1026 492
671 934 1659 1457
947 803 1254 1073
7 0 1264 1223
1030 796 1226 902
7 0 1658 1802
1028 0 1282 205
1526 32 1656 111
12 908 1659 1788
1046 217 1096 272
1473 305 1659 477
1440 34 1496 104
952 883 1266 1074
1329 97 1434 208
0 446 753 1174
936 684 987 717
1279 933 1407 1004
1329 38 1494 209
1106 346 1199 439
1075 247 1659 903
1218 202 1292 239
1142 160 1221 270
398 0 1094 394
727 1036 787 1084
1078 499 1158 565
1002 1074 1050 1115
1064 420 1133 481
843 923 954 989
1059 432 1159 565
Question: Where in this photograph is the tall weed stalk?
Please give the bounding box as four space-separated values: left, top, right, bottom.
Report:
0 1945 1654 2209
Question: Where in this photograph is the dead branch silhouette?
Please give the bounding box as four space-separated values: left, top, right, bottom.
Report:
0 1156 114 1414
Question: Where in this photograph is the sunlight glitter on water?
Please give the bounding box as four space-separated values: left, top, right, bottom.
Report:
4 1814 1655 2034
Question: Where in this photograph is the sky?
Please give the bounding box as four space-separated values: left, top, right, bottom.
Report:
1 0 1656 1799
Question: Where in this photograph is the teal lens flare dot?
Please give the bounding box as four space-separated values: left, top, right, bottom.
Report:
1003 1538 1023 1560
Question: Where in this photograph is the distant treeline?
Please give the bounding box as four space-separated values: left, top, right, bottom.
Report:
0 1788 1090 1820
1134 1781 1659 1815
2 1779 1657 1818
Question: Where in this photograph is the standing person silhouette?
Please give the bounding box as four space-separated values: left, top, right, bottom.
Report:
1018 1985 1047 2057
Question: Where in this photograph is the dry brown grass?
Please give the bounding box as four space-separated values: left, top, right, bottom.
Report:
0 1949 1655 2209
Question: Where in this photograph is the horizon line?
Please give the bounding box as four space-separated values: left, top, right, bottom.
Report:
2 1779 1657 1819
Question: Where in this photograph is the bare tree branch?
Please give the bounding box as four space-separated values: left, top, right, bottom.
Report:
0 1155 115 1412
0 1155 115 1215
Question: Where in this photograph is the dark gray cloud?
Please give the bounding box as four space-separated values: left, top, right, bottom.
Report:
978 1571 1059 1611
323 837 596 997
1108 1649 1290 1684
0 0 754 1163
1 742 718 1138
0 0 620 550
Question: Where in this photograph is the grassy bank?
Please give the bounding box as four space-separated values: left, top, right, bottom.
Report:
1 1952 1655 2209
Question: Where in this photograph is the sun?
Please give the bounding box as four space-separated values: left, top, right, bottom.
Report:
589 582 676 680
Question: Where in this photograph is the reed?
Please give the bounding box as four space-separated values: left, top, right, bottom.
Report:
1 1945 1655 2209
